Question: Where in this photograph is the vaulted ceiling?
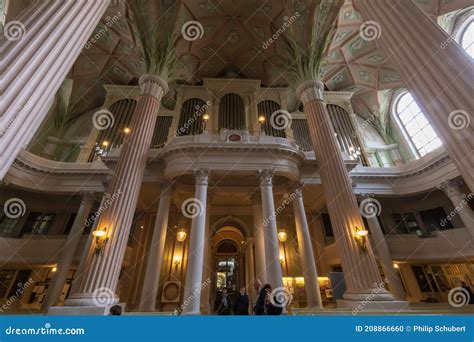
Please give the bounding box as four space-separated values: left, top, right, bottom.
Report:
9 0 468 131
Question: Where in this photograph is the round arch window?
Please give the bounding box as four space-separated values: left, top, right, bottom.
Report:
460 19 473 58
394 92 442 157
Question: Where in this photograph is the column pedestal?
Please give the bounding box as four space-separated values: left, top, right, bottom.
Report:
139 183 172 311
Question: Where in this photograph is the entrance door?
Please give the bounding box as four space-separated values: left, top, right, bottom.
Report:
216 257 240 294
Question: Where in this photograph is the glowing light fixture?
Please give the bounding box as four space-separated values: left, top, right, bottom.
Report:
354 226 369 251
123 127 131 134
203 114 210 122
102 141 109 147
92 227 108 255
176 228 187 243
278 229 288 243
52 266 57 273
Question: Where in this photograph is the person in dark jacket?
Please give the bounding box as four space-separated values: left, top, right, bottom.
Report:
214 287 232 315
254 283 269 315
264 284 283 316
233 287 249 315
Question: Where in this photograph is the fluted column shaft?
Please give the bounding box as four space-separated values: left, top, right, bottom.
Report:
258 170 284 291
139 183 172 311
0 0 109 179
365 211 406 300
200 199 212 314
67 75 168 306
438 180 474 237
42 193 94 310
297 81 392 302
245 239 256 302
292 185 323 309
252 193 267 283
182 169 209 315
354 0 474 191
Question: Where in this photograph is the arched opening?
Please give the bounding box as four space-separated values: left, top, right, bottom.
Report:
177 98 207 136
210 225 246 311
460 19 473 58
218 93 246 130
257 100 287 138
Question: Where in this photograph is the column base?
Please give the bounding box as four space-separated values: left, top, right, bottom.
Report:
337 299 409 312
64 292 119 307
47 303 125 316
180 310 202 316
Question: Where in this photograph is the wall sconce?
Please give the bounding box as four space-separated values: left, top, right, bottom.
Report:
176 228 187 243
258 115 266 133
354 226 369 252
173 256 181 269
123 127 131 134
278 229 288 243
92 227 108 255
202 113 210 131
51 266 57 273
393 263 400 269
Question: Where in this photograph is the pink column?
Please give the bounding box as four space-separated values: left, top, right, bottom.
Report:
251 192 267 283
296 81 393 305
66 75 168 307
353 0 474 191
0 0 109 179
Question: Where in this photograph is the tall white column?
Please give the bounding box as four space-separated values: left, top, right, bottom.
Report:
200 196 212 314
362 198 406 300
42 193 94 310
353 0 474 191
297 81 393 305
258 170 284 291
65 75 168 308
245 239 256 302
292 184 323 309
182 169 209 315
0 0 109 179
139 183 172 311
438 179 474 237
251 193 267 283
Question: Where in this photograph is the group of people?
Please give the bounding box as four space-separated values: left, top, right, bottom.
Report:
213 280 283 315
